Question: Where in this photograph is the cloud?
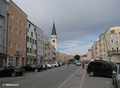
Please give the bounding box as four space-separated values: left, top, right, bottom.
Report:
13 0 120 55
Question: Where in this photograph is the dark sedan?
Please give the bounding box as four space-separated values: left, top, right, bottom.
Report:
23 64 41 72
0 66 25 77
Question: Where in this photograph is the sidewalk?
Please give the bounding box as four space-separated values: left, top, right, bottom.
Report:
58 66 86 88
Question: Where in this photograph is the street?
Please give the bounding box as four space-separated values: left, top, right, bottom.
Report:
0 64 115 88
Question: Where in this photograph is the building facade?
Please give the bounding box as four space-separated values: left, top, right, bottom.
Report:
26 20 36 64
104 26 120 62
0 0 8 67
36 27 44 64
7 0 27 67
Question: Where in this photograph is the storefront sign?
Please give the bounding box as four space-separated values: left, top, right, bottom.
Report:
14 50 22 57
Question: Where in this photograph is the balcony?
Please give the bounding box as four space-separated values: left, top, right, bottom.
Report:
107 50 120 55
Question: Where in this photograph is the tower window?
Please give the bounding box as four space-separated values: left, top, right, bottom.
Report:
53 40 55 42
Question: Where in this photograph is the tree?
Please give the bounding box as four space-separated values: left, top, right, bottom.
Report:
74 55 80 61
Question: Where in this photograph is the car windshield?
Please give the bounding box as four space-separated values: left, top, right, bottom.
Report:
51 62 56 64
31 65 36 67
76 62 80 63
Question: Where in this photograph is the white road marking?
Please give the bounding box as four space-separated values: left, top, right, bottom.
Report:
80 69 86 88
58 67 81 88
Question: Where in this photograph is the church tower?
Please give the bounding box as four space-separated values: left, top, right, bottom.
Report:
51 22 57 50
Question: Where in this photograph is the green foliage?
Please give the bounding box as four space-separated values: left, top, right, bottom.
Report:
74 55 80 61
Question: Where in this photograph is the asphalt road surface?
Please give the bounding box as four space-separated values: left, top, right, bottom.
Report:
0 64 115 88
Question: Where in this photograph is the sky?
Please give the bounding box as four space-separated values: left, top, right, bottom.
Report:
12 0 120 55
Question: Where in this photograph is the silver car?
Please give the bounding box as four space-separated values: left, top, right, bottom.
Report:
112 64 120 88
76 61 81 66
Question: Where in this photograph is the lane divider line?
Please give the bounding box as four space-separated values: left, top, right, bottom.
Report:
58 67 81 88
80 68 86 88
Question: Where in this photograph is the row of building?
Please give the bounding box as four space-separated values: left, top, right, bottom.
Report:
87 26 120 62
0 0 74 67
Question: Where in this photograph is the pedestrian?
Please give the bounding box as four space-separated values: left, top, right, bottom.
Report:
68 61 69 67
82 61 85 69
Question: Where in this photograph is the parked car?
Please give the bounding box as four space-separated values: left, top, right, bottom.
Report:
51 62 59 67
0 66 25 77
86 60 114 77
23 64 41 72
36 63 47 70
112 64 120 88
46 63 52 69
76 61 81 66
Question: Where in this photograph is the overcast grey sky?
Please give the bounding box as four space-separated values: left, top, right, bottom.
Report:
13 0 120 55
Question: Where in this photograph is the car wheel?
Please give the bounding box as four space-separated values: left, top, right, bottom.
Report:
89 71 94 77
11 72 16 77
35 69 38 72
19 74 23 76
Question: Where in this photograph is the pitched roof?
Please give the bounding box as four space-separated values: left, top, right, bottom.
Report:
51 22 57 35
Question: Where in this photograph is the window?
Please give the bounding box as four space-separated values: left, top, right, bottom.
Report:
24 46 26 51
35 40 36 45
9 13 14 20
8 41 12 48
119 32 120 35
30 38 32 43
33 39 34 44
117 47 118 52
30 48 31 53
27 47 29 53
14 42 17 50
35 50 36 54
31 32 33 37
0 19 2 27
15 17 19 23
20 31 22 37
20 20 23 26
9 25 13 33
24 23 26 29
27 36 29 42
111 39 113 43
14 28 18 35
8 56 13 66
53 40 55 42
19 44 22 50
111 30 115 34
23 33 26 39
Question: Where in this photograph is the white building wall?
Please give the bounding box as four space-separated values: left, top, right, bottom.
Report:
27 20 36 55
43 36 49 61
36 27 44 64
